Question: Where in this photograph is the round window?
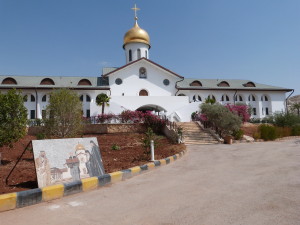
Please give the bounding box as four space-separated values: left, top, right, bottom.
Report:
163 79 170 86
115 78 122 85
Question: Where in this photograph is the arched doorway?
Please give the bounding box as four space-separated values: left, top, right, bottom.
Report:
136 104 166 113
139 89 148 96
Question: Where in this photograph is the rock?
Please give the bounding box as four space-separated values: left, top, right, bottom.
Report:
243 135 255 142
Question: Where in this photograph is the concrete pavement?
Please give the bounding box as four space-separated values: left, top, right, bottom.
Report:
1 139 300 225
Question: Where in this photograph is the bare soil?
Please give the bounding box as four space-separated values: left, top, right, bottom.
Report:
0 133 185 194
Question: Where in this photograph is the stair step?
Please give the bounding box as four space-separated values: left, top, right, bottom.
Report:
176 121 219 144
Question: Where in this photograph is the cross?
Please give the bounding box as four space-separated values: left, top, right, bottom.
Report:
131 4 140 18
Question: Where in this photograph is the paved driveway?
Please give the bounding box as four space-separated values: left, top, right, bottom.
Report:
1 139 300 225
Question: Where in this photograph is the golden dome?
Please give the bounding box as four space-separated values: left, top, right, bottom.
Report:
123 18 150 49
75 143 85 151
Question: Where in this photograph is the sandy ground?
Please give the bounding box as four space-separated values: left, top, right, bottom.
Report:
1 139 300 225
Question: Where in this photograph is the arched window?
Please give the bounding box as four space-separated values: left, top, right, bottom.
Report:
145 50 148 59
129 50 132 62
235 95 243 101
23 95 28 102
137 49 141 59
193 95 202 102
221 94 230 102
139 89 148 96
208 95 216 101
261 95 269 101
86 95 91 102
243 82 256 87
139 67 147 79
248 94 256 101
79 95 83 102
30 94 35 102
190 80 202 86
40 78 55 85
42 95 47 102
218 81 230 87
78 79 92 86
1 77 17 85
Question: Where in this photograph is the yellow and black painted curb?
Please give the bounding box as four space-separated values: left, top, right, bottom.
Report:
0 150 187 212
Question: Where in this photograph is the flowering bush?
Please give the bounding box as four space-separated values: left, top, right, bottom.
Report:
97 113 116 123
119 110 144 123
199 114 208 121
200 103 242 137
143 111 166 134
225 104 250 123
90 110 166 134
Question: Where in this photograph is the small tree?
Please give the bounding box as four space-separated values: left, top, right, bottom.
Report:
0 89 28 147
291 102 300 116
45 89 83 138
205 96 216 105
96 93 110 115
141 127 160 155
200 103 242 137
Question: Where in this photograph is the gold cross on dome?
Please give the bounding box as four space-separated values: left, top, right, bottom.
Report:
131 4 140 18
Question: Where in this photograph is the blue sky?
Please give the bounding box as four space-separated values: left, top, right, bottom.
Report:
0 0 299 95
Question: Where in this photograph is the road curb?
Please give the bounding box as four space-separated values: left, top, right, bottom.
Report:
0 149 187 212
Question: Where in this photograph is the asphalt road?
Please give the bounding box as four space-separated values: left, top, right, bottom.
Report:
1 139 300 225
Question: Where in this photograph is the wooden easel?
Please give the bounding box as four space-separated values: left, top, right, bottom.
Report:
5 141 33 185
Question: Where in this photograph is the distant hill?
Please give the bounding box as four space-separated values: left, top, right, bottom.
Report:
289 95 300 104
287 95 300 114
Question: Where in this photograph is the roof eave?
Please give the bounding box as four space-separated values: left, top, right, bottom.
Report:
102 57 184 79
177 87 294 92
0 86 110 90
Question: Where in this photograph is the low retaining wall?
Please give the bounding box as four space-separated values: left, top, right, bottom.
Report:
28 124 147 135
0 150 187 212
84 124 146 134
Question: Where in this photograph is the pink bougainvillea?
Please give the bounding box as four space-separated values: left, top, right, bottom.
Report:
199 113 208 121
225 104 250 123
95 110 166 134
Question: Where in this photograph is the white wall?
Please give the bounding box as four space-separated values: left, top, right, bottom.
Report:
107 96 189 118
109 60 181 97
177 89 288 119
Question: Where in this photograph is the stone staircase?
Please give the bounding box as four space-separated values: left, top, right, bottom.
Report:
177 122 220 145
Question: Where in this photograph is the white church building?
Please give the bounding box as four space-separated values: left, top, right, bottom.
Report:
0 7 293 122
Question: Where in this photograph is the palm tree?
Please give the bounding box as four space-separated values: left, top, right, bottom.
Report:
292 102 300 116
205 96 216 105
96 93 110 114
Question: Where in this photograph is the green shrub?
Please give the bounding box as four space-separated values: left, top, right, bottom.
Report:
272 113 300 127
36 133 46 140
200 103 242 137
261 116 274 124
0 89 28 147
291 124 300 136
111 144 120 150
249 118 261 124
44 89 83 138
259 124 277 141
233 129 244 140
141 127 160 155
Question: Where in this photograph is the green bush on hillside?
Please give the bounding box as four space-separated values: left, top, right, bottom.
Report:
291 125 300 136
259 124 277 141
